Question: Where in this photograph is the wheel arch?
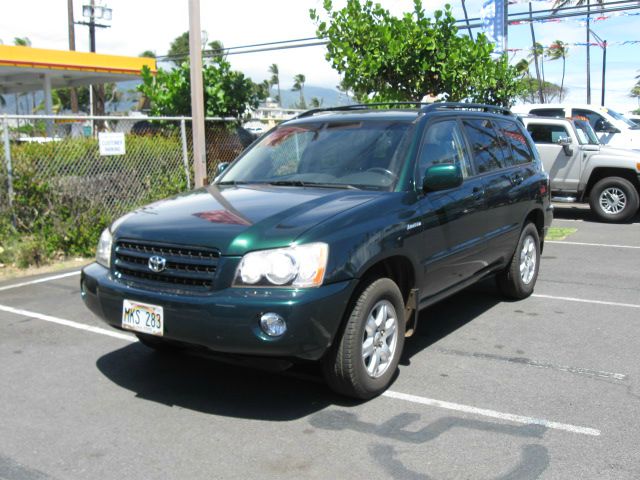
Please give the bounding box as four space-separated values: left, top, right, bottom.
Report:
582 167 640 200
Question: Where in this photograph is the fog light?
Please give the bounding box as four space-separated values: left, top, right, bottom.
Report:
260 312 287 337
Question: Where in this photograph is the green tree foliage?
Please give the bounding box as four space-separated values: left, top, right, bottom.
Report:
545 41 569 101
292 73 306 109
310 0 523 106
138 58 264 123
168 32 190 64
517 78 564 103
268 64 281 104
139 50 156 58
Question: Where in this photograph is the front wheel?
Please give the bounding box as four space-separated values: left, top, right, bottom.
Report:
589 177 640 223
497 223 540 300
323 278 405 399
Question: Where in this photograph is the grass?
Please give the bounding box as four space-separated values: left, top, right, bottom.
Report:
546 227 578 241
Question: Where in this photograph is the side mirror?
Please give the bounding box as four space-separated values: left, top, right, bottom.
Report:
422 164 463 193
556 137 574 156
216 162 230 176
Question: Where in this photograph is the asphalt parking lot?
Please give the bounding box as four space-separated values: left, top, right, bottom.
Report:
1 206 639 480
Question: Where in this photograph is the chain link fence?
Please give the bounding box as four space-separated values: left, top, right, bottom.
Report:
0 114 260 224
0 114 263 264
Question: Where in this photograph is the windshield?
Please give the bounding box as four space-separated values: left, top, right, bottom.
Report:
606 108 639 129
574 120 600 145
217 120 414 190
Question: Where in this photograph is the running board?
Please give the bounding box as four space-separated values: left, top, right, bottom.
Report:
551 196 577 203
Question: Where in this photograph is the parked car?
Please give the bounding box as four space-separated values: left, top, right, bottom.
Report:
81 103 552 399
512 103 640 151
523 116 640 222
629 115 640 127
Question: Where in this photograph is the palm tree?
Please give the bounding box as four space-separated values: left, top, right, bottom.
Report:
552 0 604 103
310 97 323 108
268 64 281 105
526 3 544 103
528 42 546 102
292 74 306 109
515 58 535 103
546 41 569 101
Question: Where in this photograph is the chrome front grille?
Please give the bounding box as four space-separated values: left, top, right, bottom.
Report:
113 240 219 289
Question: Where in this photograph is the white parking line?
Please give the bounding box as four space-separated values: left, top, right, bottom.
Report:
0 304 135 341
546 240 640 249
0 303 601 437
382 391 600 436
532 294 640 309
0 271 81 292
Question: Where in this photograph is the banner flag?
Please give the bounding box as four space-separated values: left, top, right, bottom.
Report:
481 0 508 56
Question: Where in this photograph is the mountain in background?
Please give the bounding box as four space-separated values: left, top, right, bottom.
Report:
0 82 352 115
277 85 354 108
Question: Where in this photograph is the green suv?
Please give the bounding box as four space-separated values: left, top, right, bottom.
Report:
81 103 552 399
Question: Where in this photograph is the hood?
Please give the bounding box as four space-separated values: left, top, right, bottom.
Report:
112 185 379 255
597 145 640 160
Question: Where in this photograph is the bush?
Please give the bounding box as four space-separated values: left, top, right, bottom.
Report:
0 134 188 268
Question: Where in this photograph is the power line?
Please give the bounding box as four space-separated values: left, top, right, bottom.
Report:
154 1 640 62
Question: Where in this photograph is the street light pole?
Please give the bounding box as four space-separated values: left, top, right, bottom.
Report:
189 0 207 188
589 29 607 107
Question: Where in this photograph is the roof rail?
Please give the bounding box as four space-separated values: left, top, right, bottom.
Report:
420 102 513 116
292 102 432 120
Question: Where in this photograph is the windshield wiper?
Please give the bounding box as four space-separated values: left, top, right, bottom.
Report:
217 180 251 185
268 180 360 190
268 180 306 187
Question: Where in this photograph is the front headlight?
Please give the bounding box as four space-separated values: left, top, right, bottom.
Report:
234 243 329 288
96 228 113 268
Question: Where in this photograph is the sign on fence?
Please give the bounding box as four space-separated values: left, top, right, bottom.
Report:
98 132 126 156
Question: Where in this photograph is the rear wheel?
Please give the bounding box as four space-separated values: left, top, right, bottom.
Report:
497 223 540 300
323 278 405 399
589 177 639 223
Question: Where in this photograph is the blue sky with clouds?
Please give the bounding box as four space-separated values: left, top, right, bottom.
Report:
1 0 638 113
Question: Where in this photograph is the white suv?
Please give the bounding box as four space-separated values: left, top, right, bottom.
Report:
512 104 640 151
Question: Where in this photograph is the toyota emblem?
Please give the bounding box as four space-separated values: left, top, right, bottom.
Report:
148 255 167 273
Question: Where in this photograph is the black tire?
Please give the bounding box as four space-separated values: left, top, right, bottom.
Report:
589 176 640 223
323 278 405 400
136 333 180 353
497 223 540 300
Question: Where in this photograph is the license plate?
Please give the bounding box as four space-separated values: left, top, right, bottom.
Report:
122 299 163 336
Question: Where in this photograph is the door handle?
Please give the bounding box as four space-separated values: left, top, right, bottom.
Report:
511 174 524 185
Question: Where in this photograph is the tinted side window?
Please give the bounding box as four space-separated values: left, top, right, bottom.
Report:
526 124 571 144
497 120 534 165
530 108 565 118
418 120 472 178
573 109 607 132
462 119 507 173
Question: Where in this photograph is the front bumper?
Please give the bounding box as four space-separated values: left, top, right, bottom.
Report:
81 263 357 361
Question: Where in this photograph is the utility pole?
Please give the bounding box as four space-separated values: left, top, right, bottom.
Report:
67 0 79 112
189 0 207 187
586 0 591 103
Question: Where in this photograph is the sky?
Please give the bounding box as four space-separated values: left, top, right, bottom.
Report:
0 0 638 114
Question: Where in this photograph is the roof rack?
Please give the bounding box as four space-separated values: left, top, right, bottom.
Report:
291 101 513 120
292 102 432 120
420 102 513 116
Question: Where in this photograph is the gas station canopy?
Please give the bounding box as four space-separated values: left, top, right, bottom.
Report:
0 45 156 95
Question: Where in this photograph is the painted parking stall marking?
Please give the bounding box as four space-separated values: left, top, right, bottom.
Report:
0 302 602 437
532 294 640 309
382 390 601 436
546 240 640 249
0 270 81 292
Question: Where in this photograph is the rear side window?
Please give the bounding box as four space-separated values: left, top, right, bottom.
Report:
530 108 565 118
418 120 472 179
526 124 571 144
462 119 508 173
496 120 534 165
